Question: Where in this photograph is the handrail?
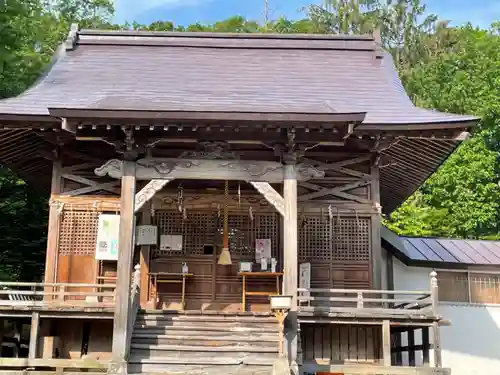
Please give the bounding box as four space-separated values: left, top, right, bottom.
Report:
298 271 439 318
0 282 117 307
0 282 116 288
126 264 141 360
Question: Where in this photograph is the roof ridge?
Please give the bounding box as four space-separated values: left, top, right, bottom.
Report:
78 28 376 41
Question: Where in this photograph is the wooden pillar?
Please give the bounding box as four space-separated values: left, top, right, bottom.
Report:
370 163 382 289
139 206 151 308
28 312 40 359
430 271 442 368
112 160 136 366
44 159 62 284
283 164 298 302
382 320 391 366
283 164 298 373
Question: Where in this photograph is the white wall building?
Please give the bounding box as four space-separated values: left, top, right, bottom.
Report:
382 226 500 375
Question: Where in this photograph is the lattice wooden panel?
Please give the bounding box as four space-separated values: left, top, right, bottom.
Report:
152 210 279 258
298 215 370 262
228 213 279 258
58 209 99 256
152 211 216 257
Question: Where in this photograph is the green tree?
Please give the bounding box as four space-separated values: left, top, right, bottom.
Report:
387 24 500 239
0 0 114 280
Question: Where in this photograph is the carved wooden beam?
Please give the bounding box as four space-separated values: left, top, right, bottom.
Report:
302 155 372 180
62 173 120 195
298 180 372 204
61 162 97 174
61 181 120 197
250 182 285 216
95 158 324 183
134 179 172 213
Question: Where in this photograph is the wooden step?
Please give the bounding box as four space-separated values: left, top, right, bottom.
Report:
132 334 278 345
129 355 277 366
131 343 278 353
134 324 279 333
128 362 272 375
137 314 278 324
132 334 279 342
135 318 278 328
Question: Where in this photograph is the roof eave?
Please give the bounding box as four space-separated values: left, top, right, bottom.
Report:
48 107 367 125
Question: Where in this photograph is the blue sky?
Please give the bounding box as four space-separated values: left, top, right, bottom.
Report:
114 0 500 28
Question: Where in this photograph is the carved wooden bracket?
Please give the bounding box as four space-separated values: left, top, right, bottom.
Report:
95 158 324 183
250 182 285 216
134 179 172 213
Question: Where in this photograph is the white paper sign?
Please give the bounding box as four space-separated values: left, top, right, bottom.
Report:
255 238 271 261
95 214 120 260
299 262 311 299
136 225 157 245
160 234 183 251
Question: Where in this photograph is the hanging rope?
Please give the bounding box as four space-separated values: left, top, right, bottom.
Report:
223 180 229 250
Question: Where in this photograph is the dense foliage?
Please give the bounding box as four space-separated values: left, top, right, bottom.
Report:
0 0 498 280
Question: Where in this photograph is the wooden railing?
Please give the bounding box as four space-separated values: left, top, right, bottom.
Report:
298 272 439 319
0 282 116 308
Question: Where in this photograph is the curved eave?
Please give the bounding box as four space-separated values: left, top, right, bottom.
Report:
47 107 367 125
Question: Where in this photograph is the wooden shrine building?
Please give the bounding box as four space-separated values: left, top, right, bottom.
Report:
0 26 478 375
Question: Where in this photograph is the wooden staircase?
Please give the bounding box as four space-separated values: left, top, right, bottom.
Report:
128 311 281 375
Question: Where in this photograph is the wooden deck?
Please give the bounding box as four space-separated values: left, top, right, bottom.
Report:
0 282 115 318
302 362 451 375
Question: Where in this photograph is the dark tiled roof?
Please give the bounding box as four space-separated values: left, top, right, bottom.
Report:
0 29 477 127
381 226 500 267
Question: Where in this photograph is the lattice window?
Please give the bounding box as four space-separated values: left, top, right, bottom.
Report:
298 216 332 262
152 210 279 259
334 217 370 261
59 209 99 256
298 215 370 262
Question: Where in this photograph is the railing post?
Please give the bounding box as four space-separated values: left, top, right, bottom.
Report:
356 292 363 308
430 270 442 368
58 285 65 302
131 264 141 296
382 319 391 366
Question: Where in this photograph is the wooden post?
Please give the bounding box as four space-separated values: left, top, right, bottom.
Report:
44 159 62 285
139 206 151 308
382 320 391 366
111 160 136 369
430 270 442 368
408 328 415 366
29 312 40 359
422 326 430 366
370 163 382 289
283 164 298 373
